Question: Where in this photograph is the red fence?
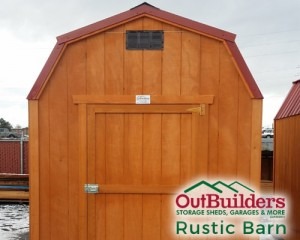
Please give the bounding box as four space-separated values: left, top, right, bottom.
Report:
0 140 28 174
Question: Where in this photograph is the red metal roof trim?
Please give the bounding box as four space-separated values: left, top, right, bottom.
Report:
140 5 236 42
27 2 262 100
57 6 144 44
27 43 65 100
57 3 236 44
275 80 300 120
226 41 263 99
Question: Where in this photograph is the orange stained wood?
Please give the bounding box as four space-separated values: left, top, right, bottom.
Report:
199 36 220 177
250 100 262 189
37 91 50 240
124 19 143 94
48 52 69 240
81 102 204 240
274 116 300 240
28 100 39 240
73 95 214 105
28 14 262 240
218 44 239 178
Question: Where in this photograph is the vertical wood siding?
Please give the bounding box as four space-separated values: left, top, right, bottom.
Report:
275 115 300 239
32 17 261 239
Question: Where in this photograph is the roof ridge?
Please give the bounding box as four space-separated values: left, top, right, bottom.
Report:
293 79 300 84
130 2 159 10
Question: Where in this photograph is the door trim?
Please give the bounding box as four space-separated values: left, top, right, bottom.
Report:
76 95 214 240
78 104 88 240
73 94 214 105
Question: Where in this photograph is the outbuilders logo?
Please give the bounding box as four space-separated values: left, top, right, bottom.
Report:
174 180 288 238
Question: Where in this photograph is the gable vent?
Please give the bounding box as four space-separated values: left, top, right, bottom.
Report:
126 30 164 50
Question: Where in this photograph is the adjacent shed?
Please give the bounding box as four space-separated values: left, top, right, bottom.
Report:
28 3 263 240
274 79 300 240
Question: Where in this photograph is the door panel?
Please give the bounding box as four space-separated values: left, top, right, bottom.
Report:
86 104 202 240
162 114 181 185
143 114 161 185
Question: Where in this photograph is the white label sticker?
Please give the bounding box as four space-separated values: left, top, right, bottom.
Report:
136 95 151 104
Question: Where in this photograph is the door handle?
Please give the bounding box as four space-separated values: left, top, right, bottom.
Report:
84 184 99 194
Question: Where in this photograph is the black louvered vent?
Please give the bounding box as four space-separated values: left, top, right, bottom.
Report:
126 31 164 50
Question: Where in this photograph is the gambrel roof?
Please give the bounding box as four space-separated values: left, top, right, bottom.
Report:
27 2 263 100
275 80 300 119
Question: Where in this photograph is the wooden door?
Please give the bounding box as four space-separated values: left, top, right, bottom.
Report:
75 95 213 240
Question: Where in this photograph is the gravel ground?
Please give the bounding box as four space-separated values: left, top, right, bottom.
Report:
0 204 29 240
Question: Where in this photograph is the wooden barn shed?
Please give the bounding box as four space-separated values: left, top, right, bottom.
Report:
28 3 263 239
274 79 300 240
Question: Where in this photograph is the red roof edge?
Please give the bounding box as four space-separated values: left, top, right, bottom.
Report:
226 41 263 99
27 3 250 100
293 79 300 84
27 43 65 100
57 3 236 44
143 5 236 42
275 80 300 120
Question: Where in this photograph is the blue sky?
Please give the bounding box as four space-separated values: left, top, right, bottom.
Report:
1 0 300 127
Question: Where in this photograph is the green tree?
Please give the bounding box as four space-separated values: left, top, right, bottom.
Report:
0 118 13 130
